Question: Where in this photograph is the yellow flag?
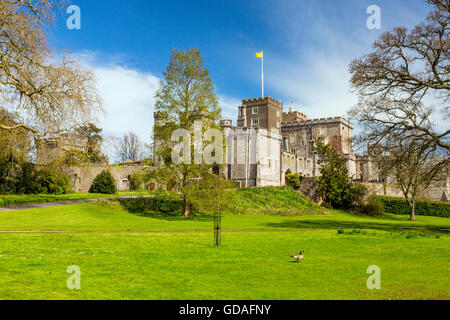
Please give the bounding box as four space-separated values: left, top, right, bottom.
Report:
256 52 263 58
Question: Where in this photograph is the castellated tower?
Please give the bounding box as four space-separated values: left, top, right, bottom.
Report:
222 97 283 187
237 97 283 133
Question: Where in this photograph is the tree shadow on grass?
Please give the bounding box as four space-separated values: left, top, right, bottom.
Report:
263 218 449 235
116 199 213 222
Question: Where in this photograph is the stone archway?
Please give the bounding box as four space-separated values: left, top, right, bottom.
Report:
118 178 130 191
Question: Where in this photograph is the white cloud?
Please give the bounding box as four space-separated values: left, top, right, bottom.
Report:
267 52 358 119
95 66 159 161
218 94 241 124
75 52 160 162
95 66 159 140
75 52 245 162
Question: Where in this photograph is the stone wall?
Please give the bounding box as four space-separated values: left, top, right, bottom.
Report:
56 165 153 193
298 178 449 203
362 182 449 202
223 127 282 187
299 177 321 203
281 117 353 156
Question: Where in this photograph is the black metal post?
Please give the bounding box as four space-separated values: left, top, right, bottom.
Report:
214 210 221 246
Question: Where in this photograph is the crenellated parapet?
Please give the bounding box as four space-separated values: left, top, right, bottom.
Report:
282 116 353 129
241 97 283 108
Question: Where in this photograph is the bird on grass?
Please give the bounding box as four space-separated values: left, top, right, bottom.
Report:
291 250 304 263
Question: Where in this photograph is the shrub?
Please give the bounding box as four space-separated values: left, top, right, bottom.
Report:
286 173 303 190
89 170 117 194
360 195 384 216
128 171 144 191
18 163 41 194
376 196 450 218
0 153 71 195
35 168 71 195
118 196 189 215
0 153 22 193
349 183 369 207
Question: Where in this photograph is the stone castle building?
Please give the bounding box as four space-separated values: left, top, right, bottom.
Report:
153 96 371 187
36 133 89 165
219 97 359 187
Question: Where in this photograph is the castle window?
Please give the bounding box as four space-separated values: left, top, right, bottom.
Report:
252 118 259 126
320 128 327 135
252 107 258 115
276 111 280 117
276 121 280 128
290 136 295 143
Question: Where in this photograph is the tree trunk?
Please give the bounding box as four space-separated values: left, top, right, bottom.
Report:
409 199 416 221
183 197 191 217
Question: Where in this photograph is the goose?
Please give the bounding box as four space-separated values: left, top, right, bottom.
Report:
291 250 304 263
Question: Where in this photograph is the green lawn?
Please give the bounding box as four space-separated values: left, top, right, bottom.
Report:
0 196 448 300
0 190 159 207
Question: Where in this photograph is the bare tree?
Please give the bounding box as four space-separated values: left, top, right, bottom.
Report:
349 0 449 152
380 135 448 221
118 131 144 162
0 0 102 141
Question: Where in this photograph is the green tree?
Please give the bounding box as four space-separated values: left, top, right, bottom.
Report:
286 173 303 190
314 141 364 209
151 48 223 217
90 170 117 194
34 168 71 195
57 123 108 165
74 123 108 164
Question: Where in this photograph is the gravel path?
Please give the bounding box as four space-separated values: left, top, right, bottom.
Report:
0 195 155 212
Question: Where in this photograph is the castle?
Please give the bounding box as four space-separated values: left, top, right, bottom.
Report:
219 97 365 187
154 96 379 187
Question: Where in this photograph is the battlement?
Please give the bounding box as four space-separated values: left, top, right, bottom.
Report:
241 97 283 108
282 110 308 122
220 119 233 127
281 116 353 128
153 111 168 120
282 111 307 118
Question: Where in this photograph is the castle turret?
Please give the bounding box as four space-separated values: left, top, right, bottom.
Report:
236 97 282 133
282 102 308 123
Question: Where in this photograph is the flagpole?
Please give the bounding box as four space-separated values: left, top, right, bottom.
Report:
261 52 264 98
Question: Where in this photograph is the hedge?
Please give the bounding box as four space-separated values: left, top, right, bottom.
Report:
118 196 196 215
375 196 450 218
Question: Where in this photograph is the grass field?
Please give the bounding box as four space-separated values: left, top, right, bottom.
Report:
0 189 448 300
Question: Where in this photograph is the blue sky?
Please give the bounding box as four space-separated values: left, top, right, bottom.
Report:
48 0 432 158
